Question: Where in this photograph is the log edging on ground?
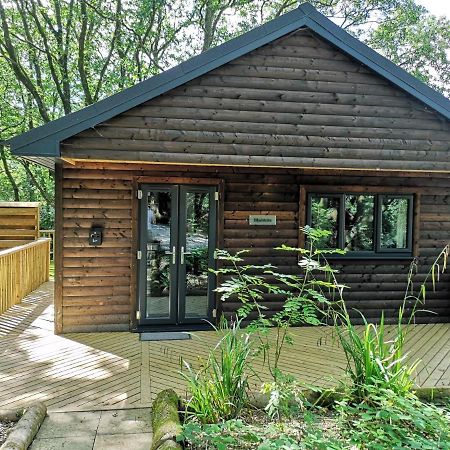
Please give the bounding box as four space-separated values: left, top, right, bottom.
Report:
151 389 183 450
0 402 47 450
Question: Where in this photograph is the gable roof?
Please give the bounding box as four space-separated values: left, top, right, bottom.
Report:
8 2 450 162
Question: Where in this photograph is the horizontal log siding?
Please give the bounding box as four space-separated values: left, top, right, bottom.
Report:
59 162 450 332
61 168 133 332
61 29 450 171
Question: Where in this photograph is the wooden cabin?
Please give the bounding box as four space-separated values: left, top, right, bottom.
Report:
9 3 450 333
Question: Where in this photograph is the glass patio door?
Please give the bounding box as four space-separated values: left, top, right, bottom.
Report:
137 184 217 326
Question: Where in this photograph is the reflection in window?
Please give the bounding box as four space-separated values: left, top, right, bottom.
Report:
306 192 413 256
344 195 374 251
381 197 409 249
185 192 210 318
310 195 339 248
146 190 172 319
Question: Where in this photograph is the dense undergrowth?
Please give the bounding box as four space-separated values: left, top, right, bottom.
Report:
179 229 450 449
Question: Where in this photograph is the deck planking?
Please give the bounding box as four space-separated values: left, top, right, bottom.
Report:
0 281 449 411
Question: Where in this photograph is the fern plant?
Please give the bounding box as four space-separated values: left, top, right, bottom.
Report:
213 227 346 381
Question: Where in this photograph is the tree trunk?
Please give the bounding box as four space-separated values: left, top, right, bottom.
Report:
0 145 20 201
20 160 52 203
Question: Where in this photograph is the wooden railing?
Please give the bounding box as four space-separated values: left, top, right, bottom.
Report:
0 238 51 315
39 230 55 260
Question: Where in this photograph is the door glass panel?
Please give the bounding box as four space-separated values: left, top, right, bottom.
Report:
309 195 340 248
344 194 375 252
146 190 172 319
381 197 409 249
184 191 210 319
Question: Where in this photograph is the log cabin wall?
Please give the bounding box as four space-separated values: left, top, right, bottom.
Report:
59 162 450 333
57 27 450 332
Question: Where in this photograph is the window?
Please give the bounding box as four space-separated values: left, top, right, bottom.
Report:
306 192 414 257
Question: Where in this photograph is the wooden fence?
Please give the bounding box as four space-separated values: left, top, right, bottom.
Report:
39 230 55 259
0 239 51 315
0 202 40 249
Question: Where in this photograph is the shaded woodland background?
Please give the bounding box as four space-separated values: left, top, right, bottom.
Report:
0 0 449 229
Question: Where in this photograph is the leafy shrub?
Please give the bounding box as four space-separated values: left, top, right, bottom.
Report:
180 418 305 450
261 372 306 420
336 386 450 449
181 395 450 449
181 319 252 424
180 420 247 450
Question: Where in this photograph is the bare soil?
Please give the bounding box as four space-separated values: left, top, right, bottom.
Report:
0 420 15 446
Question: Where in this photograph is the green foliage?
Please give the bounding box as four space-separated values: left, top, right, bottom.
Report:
0 146 54 228
180 241 450 448
368 1 450 96
261 372 306 421
213 227 346 379
181 397 450 449
336 387 450 449
404 245 449 309
180 418 306 450
336 245 449 403
181 242 450 449
180 420 246 450
181 319 252 424
336 308 418 401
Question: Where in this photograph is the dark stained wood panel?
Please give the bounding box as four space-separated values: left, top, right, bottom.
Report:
60 29 450 172
56 25 450 331
60 174 133 332
58 162 450 332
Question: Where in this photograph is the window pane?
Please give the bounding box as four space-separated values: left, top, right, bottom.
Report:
310 195 340 248
344 195 375 252
381 197 409 249
146 190 172 319
184 191 210 319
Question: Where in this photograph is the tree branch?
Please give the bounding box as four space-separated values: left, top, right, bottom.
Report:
21 160 52 203
0 144 20 201
77 0 93 105
0 0 50 122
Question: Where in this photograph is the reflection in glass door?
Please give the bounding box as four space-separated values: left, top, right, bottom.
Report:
143 186 178 323
138 185 217 326
178 187 216 323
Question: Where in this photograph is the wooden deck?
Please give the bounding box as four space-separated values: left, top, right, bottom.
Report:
0 282 449 412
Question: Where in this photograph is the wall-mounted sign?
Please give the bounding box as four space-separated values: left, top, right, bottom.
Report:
249 215 277 226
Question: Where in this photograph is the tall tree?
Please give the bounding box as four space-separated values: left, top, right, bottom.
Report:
0 0 195 227
368 1 450 96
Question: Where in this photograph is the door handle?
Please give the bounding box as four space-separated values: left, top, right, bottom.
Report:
180 246 191 265
165 246 176 265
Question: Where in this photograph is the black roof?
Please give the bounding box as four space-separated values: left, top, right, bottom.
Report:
8 2 450 163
